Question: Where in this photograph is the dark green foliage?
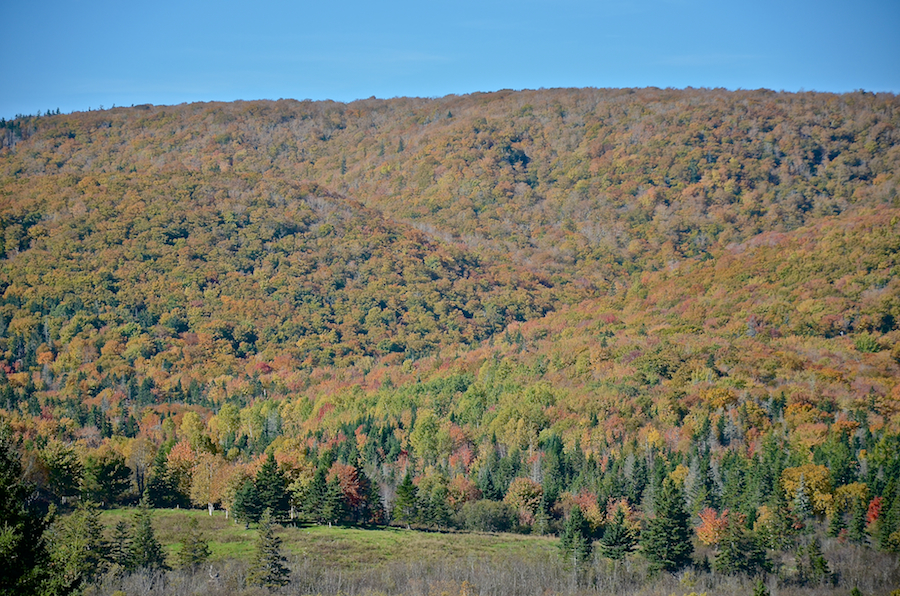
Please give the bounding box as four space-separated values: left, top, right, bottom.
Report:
247 509 290 589
559 505 592 567
40 442 83 504
641 479 693 573
146 444 189 509
0 424 52 596
797 537 831 586
234 479 262 526
107 520 132 571
175 517 211 571
321 475 347 526
878 482 900 552
713 515 770 576
81 450 131 507
753 578 771 596
600 505 636 560
255 453 289 522
829 498 847 538
848 496 868 544
46 503 106 595
301 468 328 524
129 496 168 571
456 500 516 533
393 472 418 526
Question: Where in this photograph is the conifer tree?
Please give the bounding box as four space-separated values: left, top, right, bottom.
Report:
321 475 346 526
46 502 106 595
129 495 168 571
393 472 419 527
302 467 328 523
175 517 211 571
107 520 132 572
828 498 846 538
233 479 262 527
559 505 592 566
247 509 290 589
753 578 771 596
641 478 693 573
0 423 52 596
713 514 769 575
600 505 636 560
793 473 812 522
255 453 289 522
848 496 868 544
797 537 830 586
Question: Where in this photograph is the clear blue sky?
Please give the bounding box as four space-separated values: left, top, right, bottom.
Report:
2 0 898 119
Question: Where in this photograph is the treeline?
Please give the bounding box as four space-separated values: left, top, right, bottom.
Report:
1 88 899 593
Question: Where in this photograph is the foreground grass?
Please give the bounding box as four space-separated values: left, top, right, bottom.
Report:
99 507 557 569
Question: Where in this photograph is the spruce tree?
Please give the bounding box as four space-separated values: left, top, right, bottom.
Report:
600 506 636 560
247 509 290 589
129 495 168 571
559 505 593 566
255 453 289 522
798 537 830 586
175 517 211 571
641 478 693 573
713 514 770 575
321 475 346 526
828 498 846 538
46 502 107 595
0 423 52 596
848 496 868 544
302 467 328 524
753 578 771 596
107 520 132 572
233 479 262 527
393 472 419 527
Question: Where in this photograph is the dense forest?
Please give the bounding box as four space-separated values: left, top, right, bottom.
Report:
1 87 899 595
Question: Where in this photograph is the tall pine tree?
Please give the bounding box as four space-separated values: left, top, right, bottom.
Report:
641 478 693 573
559 505 593 567
129 495 168 571
600 505 636 560
247 509 290 589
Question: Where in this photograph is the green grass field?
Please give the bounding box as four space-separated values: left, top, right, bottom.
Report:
99 508 558 569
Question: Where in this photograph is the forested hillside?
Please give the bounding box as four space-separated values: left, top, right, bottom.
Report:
1 87 899 595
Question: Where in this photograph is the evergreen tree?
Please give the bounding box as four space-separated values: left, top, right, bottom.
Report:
0 423 52 596
559 505 592 567
713 514 770 576
753 578 771 596
761 484 797 551
320 475 346 526
302 468 328 523
81 450 131 507
175 517 211 571
46 502 106 595
129 496 168 571
247 509 290 589
393 472 418 527
793 473 812 523
797 537 830 586
255 453 289 522
828 498 846 538
600 506 636 560
233 479 262 527
848 496 868 544
641 479 693 573
878 482 900 551
107 520 132 572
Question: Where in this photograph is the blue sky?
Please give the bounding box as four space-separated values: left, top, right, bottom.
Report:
2 0 898 119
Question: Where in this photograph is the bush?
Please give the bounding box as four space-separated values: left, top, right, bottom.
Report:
456 500 517 533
